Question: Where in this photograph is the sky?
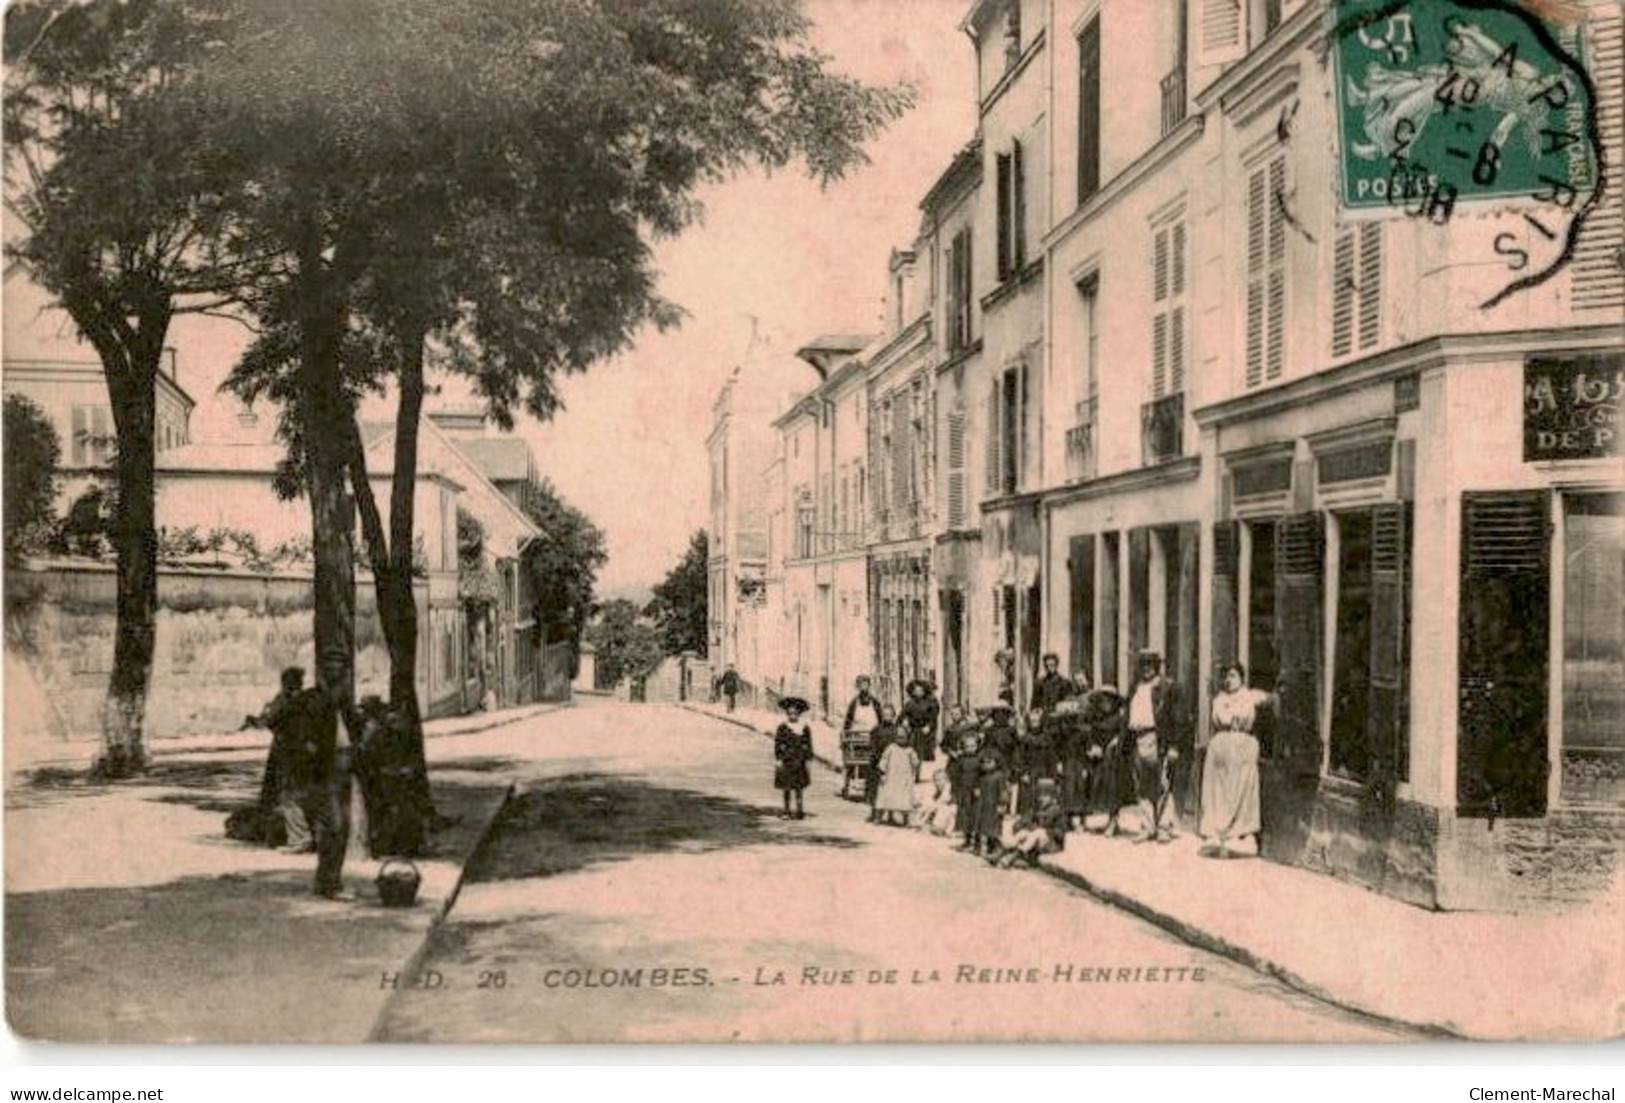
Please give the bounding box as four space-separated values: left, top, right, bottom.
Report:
3 0 977 602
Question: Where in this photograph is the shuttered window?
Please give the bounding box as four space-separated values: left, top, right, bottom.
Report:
946 409 967 529
1211 520 1240 686
1332 223 1383 358
947 228 974 351
1246 155 1288 388
1368 502 1412 784
1069 535 1096 680
1013 138 1027 271
1077 17 1101 204
1152 218 1188 397
1457 491 1550 818
996 150 1013 281
1275 511 1325 776
985 382 1002 495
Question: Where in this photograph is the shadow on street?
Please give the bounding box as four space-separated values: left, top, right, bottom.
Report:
469 772 864 883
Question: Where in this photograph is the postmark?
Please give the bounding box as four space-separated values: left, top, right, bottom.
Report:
1332 0 1609 307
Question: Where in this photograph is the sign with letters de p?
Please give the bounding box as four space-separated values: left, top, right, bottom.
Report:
1334 0 1598 212
1523 353 1621 462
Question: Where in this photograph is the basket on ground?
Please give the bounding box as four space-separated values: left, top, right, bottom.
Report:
375 858 422 907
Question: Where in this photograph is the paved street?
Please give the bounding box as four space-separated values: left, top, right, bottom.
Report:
376 698 1417 1043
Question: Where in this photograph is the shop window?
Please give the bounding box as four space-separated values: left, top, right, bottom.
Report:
1561 492 1625 805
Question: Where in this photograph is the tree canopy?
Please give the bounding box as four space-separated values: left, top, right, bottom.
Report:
2 395 61 566
647 529 709 657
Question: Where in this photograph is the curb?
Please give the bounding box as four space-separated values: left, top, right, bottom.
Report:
1032 855 1468 1041
676 702 842 774
365 777 518 1043
428 701 566 741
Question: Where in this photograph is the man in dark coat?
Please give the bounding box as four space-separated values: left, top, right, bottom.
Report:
901 678 941 763
719 665 740 712
1030 653 1072 716
246 666 311 851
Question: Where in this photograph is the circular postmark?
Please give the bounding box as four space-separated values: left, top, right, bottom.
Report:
1331 0 1608 307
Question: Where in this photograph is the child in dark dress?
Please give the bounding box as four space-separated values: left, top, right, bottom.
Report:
951 729 983 850
972 744 1008 860
773 697 814 820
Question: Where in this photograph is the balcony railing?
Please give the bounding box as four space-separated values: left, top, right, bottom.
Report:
1064 399 1097 483
1141 391 1185 467
1160 66 1187 136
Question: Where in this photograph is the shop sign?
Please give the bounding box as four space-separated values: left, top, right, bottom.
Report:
1523 354 1621 461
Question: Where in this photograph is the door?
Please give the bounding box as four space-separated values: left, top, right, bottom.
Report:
1069 535 1095 678
1261 510 1324 862
1458 491 1550 819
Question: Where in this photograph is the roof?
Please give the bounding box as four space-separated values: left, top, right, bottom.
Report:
919 137 984 216
4 356 197 412
448 436 534 483
793 334 871 359
365 418 541 552
156 441 462 490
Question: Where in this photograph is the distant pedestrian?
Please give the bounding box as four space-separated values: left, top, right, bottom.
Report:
774 696 814 821
1200 664 1275 857
901 678 940 764
720 665 740 713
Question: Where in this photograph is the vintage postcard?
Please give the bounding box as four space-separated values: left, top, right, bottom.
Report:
2 0 1621 1046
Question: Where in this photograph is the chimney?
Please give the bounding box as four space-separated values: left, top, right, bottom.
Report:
237 401 259 430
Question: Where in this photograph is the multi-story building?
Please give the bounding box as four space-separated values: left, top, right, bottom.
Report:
965 0 1051 709
1030 0 1622 909
867 248 939 707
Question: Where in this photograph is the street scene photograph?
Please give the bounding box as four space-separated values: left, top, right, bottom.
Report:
2 0 1623 1049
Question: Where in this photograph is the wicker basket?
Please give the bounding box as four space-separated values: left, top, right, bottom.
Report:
375 858 422 908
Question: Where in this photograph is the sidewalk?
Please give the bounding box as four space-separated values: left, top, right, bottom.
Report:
4 703 564 1042
1036 830 1624 1041
687 699 1621 1040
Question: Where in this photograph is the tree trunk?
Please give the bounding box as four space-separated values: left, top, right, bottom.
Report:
295 248 359 727
345 322 432 817
95 347 162 778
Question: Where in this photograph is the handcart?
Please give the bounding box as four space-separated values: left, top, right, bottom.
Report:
839 728 874 799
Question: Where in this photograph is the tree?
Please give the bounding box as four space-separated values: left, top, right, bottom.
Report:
4 0 251 776
2 395 60 565
521 481 608 656
199 0 910 758
647 530 710 657
586 598 663 691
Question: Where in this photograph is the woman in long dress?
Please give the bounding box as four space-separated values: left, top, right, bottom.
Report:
1200 663 1276 857
874 728 920 826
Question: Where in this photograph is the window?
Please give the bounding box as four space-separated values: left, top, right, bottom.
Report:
946 408 967 528
1077 17 1101 203
1003 0 1022 68
995 140 1026 281
1080 275 1100 408
894 274 905 330
1152 217 1188 398
987 363 1027 496
1331 222 1382 358
1262 0 1283 34
946 227 974 351
71 404 112 467
1245 153 1288 388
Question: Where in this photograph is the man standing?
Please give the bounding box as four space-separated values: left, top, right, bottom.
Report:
719 665 741 713
840 675 883 799
1030 652 1072 717
1125 650 1183 843
247 666 313 853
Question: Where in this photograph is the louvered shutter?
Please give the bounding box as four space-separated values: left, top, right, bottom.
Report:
1367 503 1411 788
996 151 1013 280
1196 0 1246 67
985 382 1002 494
1275 511 1325 777
1171 304 1186 394
1154 226 1169 302
868 402 882 520
1077 18 1101 201
1357 222 1382 350
947 409 966 528
1245 167 1266 388
1018 363 1030 492
1211 520 1240 689
1457 491 1550 818
1266 269 1286 381
1013 138 1027 269
1172 221 1186 295
1573 12 1623 312
945 237 960 350
1331 228 1356 358
893 392 911 513
962 231 974 342
1101 535 1121 690
1152 313 1169 399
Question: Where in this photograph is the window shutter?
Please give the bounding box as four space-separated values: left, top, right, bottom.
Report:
945 237 959 349
947 409 966 528
892 392 910 513
1458 490 1550 818
1069 535 1096 677
1171 304 1187 394
1266 268 1286 381
1171 220 1186 296
1267 156 1287 263
1331 228 1356 358
985 382 1002 494
1368 503 1411 788
1211 520 1239 692
1153 227 1169 303
1077 18 1102 202
1357 222 1382 350
1274 511 1325 777
1018 363 1030 492
1196 0 1246 67
1013 138 1027 269
1573 11 1623 312
996 151 1013 280
1152 311 1169 399
1245 166 1266 389
1128 527 1151 658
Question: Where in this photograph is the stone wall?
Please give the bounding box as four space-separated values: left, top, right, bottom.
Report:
1438 807 1625 911
4 564 430 757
